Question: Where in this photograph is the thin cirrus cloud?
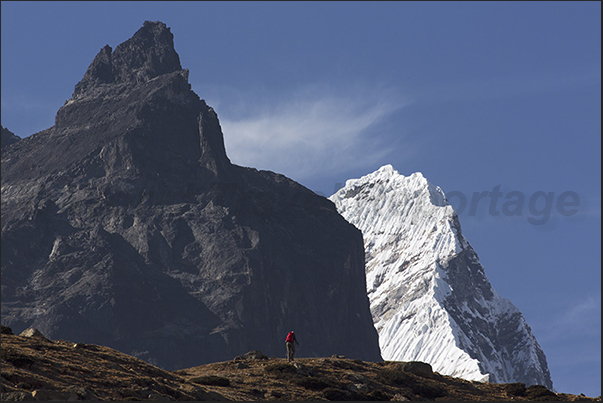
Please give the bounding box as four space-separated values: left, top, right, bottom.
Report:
538 295 601 344
206 84 411 183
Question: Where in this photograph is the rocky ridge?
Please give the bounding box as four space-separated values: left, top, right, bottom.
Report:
4 327 597 401
1 126 21 149
0 21 381 369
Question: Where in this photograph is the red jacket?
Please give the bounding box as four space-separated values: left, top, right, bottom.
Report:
286 332 296 343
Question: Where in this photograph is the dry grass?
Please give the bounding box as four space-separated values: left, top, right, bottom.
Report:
1 332 600 401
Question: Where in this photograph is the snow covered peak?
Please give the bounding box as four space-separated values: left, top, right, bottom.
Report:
345 163 398 184
339 166 447 209
330 165 553 389
332 166 465 274
344 164 414 188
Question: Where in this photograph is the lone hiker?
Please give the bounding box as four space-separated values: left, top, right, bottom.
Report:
285 331 299 362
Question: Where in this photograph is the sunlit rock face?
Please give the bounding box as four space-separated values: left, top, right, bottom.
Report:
330 165 553 389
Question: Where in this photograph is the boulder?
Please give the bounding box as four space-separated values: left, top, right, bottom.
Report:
1 325 14 335
234 350 268 361
19 328 48 341
399 361 434 378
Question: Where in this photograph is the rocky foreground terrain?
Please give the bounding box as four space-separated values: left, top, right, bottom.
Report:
1 327 598 401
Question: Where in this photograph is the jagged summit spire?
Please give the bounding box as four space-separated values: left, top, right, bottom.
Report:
73 21 182 97
1 18 383 372
329 166 553 389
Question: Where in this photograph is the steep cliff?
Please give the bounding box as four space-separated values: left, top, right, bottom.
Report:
330 165 553 389
1 21 381 369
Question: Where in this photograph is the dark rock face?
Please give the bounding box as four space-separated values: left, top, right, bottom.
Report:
73 20 183 96
1 21 382 369
1 126 21 150
441 238 554 390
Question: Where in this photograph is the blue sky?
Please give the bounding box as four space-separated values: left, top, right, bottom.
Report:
2 1 600 397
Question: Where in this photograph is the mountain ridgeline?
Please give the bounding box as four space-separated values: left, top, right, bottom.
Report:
0 21 382 369
329 165 553 390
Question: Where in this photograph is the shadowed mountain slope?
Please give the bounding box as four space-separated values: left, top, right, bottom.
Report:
1 21 381 370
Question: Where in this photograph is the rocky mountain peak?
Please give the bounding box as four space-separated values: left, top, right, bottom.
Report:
1 21 231 189
1 22 382 370
73 21 182 98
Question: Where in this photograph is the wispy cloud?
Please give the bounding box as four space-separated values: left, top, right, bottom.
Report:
201 83 410 183
538 295 601 343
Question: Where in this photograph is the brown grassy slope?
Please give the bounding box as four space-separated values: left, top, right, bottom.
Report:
1 332 225 401
1 331 600 401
